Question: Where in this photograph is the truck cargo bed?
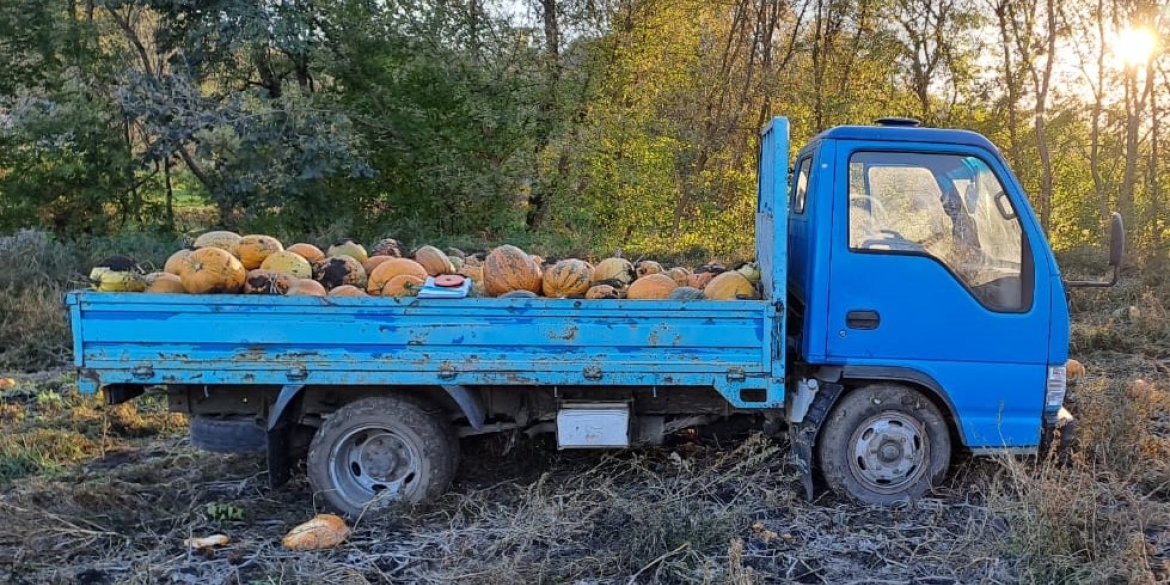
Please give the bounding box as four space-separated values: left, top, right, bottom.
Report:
67 292 783 408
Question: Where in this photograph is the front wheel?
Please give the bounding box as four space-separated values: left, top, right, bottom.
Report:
817 384 951 505
306 395 458 518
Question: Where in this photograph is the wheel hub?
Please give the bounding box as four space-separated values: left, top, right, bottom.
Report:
850 413 928 492
330 429 421 508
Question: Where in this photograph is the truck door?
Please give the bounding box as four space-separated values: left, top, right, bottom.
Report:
824 146 1052 448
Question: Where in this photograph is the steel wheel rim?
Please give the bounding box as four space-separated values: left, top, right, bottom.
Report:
848 411 929 495
328 427 422 510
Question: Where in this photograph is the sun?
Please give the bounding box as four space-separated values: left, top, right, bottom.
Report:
1113 26 1158 68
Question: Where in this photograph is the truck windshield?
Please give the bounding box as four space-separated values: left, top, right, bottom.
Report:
847 151 1027 312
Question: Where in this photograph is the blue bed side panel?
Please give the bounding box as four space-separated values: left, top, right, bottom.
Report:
67 293 781 408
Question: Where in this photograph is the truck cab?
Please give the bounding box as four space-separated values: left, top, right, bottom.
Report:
783 119 1077 503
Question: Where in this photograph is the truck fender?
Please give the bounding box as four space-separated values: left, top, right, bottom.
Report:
264 384 485 488
838 365 964 446
266 383 305 489
440 384 486 431
789 381 845 500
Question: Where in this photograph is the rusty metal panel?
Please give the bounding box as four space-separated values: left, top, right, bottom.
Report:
68 292 785 408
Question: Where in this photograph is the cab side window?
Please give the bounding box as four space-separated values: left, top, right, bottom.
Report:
792 158 812 214
847 151 1028 312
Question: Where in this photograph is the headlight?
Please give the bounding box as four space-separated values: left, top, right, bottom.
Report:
1046 365 1068 410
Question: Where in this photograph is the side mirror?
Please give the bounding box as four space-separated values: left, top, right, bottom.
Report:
1065 211 1124 289
1109 212 1124 268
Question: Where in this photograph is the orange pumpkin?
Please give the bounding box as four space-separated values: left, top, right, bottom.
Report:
286 278 327 296
703 271 758 300
367 258 428 295
327 284 368 297
181 247 246 294
459 264 484 283
483 245 542 297
592 258 635 287
412 245 455 276
145 273 186 294
687 271 717 290
313 256 367 290
666 267 691 287
327 239 368 264
193 230 242 251
261 250 313 279
233 235 284 269
244 269 294 294
542 259 593 298
287 243 325 263
164 249 193 275
380 274 425 298
362 255 395 275
635 260 665 278
626 273 678 299
585 284 620 299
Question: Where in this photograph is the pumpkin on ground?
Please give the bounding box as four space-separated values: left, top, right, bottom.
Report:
328 239 368 264
328 285 368 297
668 286 705 300
380 274 425 298
367 258 428 295
585 284 619 299
145 273 187 294
542 259 593 298
314 256 367 290
703 271 758 300
626 273 678 299
244 269 294 294
164 249 193 275
483 245 542 297
193 230 242 251
286 279 327 296
261 250 313 279
287 243 325 263
234 235 284 269
413 245 455 276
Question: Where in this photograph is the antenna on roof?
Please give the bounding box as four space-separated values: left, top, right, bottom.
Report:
873 117 921 127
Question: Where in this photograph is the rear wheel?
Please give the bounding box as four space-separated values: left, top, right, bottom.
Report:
306 395 458 518
817 384 951 505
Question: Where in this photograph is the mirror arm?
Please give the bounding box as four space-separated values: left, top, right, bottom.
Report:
1063 264 1121 288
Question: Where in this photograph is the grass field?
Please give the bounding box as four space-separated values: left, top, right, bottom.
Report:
1 230 1168 584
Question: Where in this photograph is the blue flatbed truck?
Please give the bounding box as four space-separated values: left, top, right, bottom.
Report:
66 117 1122 517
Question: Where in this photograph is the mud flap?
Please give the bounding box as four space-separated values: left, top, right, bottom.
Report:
788 382 844 500
266 384 304 489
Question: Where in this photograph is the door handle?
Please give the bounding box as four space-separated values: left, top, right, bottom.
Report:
846 310 880 330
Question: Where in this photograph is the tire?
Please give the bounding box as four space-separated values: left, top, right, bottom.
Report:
816 384 951 505
306 395 458 519
190 414 267 454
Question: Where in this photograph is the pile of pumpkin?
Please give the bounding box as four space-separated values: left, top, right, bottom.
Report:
89 230 762 301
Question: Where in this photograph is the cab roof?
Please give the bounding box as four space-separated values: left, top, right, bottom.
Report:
811 124 1001 153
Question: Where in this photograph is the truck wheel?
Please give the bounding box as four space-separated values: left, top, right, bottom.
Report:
190 414 267 454
816 384 951 505
306 395 457 518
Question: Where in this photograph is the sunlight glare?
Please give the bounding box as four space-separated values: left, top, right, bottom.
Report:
1113 26 1158 68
